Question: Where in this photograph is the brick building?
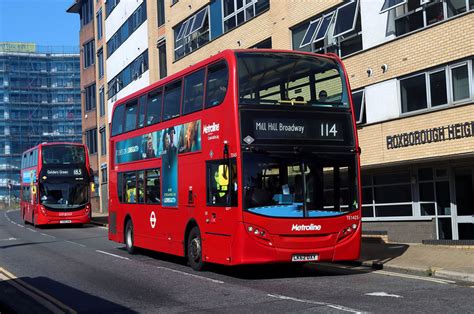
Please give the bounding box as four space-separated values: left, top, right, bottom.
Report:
68 0 474 241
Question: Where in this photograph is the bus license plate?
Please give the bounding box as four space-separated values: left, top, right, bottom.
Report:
60 220 72 224
291 254 319 262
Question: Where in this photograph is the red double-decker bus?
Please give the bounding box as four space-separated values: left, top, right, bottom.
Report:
109 49 361 270
20 142 94 226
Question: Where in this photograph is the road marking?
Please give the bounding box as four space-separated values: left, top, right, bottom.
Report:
40 233 56 239
365 292 403 298
97 226 108 230
66 240 86 247
96 250 130 260
0 267 77 314
26 228 37 233
155 266 225 284
0 237 17 241
373 270 456 284
267 294 364 313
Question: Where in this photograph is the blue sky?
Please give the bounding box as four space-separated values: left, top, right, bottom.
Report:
0 0 80 47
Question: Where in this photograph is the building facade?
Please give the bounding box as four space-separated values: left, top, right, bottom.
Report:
0 42 82 202
69 0 474 242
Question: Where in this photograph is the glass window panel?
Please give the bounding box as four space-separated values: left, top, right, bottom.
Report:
362 206 374 217
419 182 434 201
418 167 433 181
333 0 358 37
451 64 469 102
146 90 162 125
163 80 182 120
223 0 235 16
111 104 125 136
454 171 474 216
352 90 365 124
447 0 468 17
362 187 373 204
429 70 447 107
138 96 146 128
340 33 363 57
436 181 451 215
380 0 407 13
299 19 320 48
395 10 423 36
421 203 435 216
438 217 452 239
374 184 411 203
313 12 334 43
137 171 145 204
400 74 427 113
146 169 161 204
124 100 138 132
458 223 474 240
183 69 205 114
426 1 444 25
189 8 207 35
375 205 412 217
124 172 137 203
205 61 229 108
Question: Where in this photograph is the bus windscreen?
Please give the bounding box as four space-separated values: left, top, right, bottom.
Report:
242 153 358 218
42 145 85 165
39 182 89 209
237 52 349 107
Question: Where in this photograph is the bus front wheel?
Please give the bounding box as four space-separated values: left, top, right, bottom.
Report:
125 220 135 254
187 226 205 271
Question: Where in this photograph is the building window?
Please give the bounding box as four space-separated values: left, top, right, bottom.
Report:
292 0 362 58
107 1 147 58
100 127 107 156
96 8 103 40
400 60 473 114
158 40 167 79
174 7 210 60
85 128 98 154
382 0 473 37
80 0 93 27
352 89 366 124
157 0 165 26
250 37 272 48
99 86 105 117
85 83 96 111
83 40 95 68
105 0 120 17
222 0 269 33
97 48 104 79
107 50 149 99
101 167 108 183
362 172 413 218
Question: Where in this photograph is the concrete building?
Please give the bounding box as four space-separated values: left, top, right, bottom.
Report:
69 0 474 242
0 42 82 202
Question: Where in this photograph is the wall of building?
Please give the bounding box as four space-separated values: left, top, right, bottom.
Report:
363 220 436 243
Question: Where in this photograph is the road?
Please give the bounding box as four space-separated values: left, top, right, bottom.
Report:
1 208 473 313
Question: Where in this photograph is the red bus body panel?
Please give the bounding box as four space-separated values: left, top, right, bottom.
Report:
108 49 361 266
20 142 92 226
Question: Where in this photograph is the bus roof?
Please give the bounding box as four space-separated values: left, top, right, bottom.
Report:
111 49 341 116
22 142 85 154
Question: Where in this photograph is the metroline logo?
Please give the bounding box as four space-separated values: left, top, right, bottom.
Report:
291 224 322 231
203 122 220 134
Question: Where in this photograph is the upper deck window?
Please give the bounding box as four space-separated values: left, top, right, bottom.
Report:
163 80 182 121
111 104 125 136
183 69 205 114
146 90 163 125
205 61 229 108
42 145 85 165
124 99 138 132
237 52 348 108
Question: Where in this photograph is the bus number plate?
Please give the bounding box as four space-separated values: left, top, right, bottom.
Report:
291 254 319 262
60 220 72 224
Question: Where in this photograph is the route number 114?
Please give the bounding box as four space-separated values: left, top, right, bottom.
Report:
321 123 338 137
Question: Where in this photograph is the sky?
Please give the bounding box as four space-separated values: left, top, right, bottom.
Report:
0 0 80 48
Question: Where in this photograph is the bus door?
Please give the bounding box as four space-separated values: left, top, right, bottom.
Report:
204 158 238 262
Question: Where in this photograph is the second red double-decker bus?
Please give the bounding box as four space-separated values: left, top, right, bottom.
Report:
109 49 361 270
20 142 94 226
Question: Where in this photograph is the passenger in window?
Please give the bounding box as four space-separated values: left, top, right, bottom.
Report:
208 85 227 107
138 178 145 203
318 90 328 102
147 178 161 204
126 182 136 203
295 96 305 103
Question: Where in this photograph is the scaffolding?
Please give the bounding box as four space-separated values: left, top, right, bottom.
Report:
0 43 82 201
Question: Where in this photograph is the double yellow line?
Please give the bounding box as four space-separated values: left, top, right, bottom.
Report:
0 267 76 314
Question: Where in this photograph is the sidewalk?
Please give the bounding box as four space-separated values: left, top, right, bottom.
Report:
355 238 474 283
89 215 474 283
90 213 108 227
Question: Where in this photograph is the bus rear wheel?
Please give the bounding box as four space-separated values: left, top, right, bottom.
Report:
187 226 205 271
125 220 135 254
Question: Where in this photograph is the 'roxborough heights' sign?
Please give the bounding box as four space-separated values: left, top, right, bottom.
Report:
386 121 474 149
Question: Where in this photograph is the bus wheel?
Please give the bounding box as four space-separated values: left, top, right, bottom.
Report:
187 226 205 271
125 220 135 254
